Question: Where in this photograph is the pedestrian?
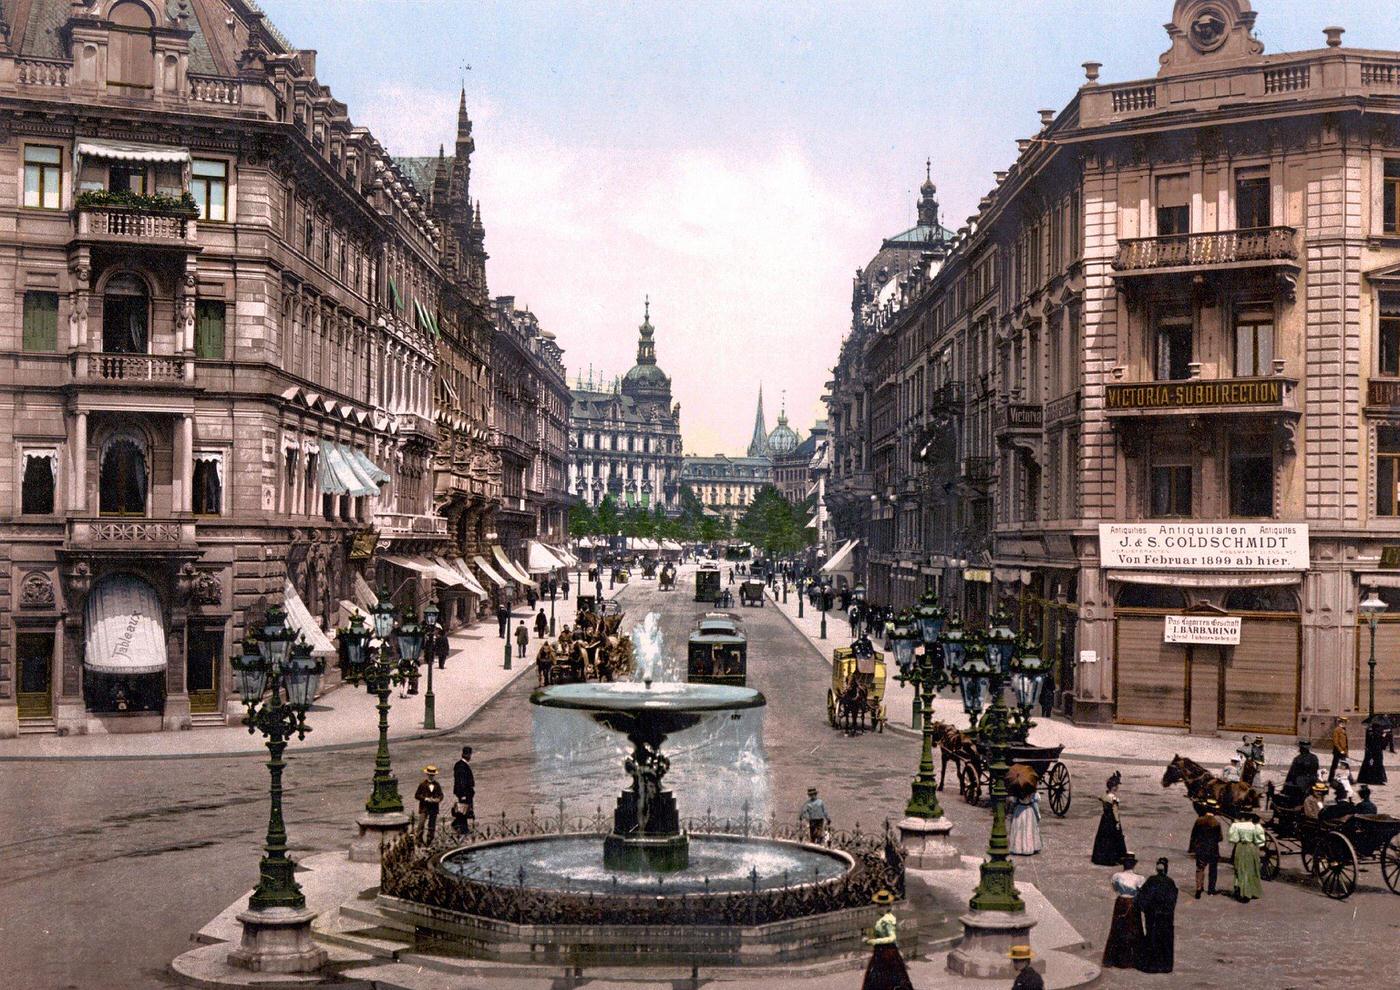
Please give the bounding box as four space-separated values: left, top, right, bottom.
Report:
728 567 735 585
1187 798 1222 898
861 889 913 990
496 602 510 639
1329 716 1349 783
1359 716 1389 785
1303 781 1327 819
799 786 830 843
1007 765 1042 856
1102 853 1145 970
514 620 529 659
1008 944 1044 990
414 765 444 843
527 585 537 610
1282 739 1319 805
452 746 475 835
562 574 570 600
1091 771 1128 866
1039 669 1055 719
1228 812 1265 902
534 608 547 639
1355 784 1378 815
1136 857 1178 974
433 623 449 669
595 578 603 600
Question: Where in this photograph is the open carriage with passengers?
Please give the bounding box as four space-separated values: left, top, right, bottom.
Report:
740 579 766 607
827 640 887 733
658 564 677 591
687 611 748 686
641 559 657 580
1259 802 1400 900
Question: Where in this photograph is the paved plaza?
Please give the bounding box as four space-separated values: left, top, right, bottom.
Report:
0 565 1395 989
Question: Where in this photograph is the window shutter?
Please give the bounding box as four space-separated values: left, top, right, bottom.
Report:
195 301 225 359
23 292 58 352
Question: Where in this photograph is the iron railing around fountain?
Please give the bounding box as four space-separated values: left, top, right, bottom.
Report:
381 801 905 928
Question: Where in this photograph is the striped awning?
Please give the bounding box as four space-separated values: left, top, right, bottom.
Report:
84 576 167 675
527 540 567 573
347 445 390 484
472 555 508 588
318 442 376 497
77 138 189 164
493 545 536 587
281 580 337 657
439 557 487 596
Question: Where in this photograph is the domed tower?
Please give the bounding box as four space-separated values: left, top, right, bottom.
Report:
620 297 673 411
766 393 799 456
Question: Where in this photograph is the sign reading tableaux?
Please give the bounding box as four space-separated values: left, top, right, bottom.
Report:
1164 614 1242 645
1099 523 1309 571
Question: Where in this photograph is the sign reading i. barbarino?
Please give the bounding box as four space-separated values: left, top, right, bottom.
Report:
1099 522 1310 571
1164 615 1242 645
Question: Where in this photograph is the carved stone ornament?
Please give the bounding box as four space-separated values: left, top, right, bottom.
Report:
193 571 222 606
1160 1 1264 74
20 571 56 609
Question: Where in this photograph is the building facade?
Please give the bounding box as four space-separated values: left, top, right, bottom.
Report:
827 0 1400 739
681 388 802 524
569 302 683 512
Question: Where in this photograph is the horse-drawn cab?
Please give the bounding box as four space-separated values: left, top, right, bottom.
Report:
575 593 597 616
658 564 676 591
740 579 766 607
688 613 747 686
642 559 657 579
827 638 887 733
695 564 722 602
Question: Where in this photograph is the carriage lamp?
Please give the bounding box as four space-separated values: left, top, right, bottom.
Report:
371 593 398 640
420 598 442 731
340 598 422 816
1360 588 1387 718
986 608 1018 675
854 583 867 602
231 607 325 913
339 611 370 682
1010 633 1047 742
940 615 966 673
892 612 919 679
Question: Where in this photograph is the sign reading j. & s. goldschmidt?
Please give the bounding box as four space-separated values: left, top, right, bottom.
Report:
1099 522 1310 571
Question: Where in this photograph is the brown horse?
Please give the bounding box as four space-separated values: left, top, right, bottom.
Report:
1161 754 1262 816
930 721 979 791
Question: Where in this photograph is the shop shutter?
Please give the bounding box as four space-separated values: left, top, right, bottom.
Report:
1363 619 1400 713
1221 616 1300 734
1114 612 1188 727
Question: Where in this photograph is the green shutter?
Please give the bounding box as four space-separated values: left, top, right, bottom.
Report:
22 292 58 352
389 277 403 313
195 301 225 359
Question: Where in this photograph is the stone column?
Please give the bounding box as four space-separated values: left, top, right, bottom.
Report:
175 415 193 514
71 412 88 513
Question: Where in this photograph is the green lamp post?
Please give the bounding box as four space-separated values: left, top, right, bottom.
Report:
967 625 1025 915
420 598 441 731
230 606 325 911
890 611 921 727
1009 631 1047 744
340 595 422 815
905 608 950 820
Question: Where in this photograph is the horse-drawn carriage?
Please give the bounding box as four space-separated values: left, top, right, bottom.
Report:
695 564 722 602
658 564 676 591
739 579 766 607
537 609 632 686
687 612 747 686
1260 802 1400 900
642 559 657 579
826 642 887 732
950 734 1073 817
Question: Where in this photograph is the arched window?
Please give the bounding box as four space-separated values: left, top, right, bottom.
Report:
99 432 147 516
107 1 155 91
102 273 149 354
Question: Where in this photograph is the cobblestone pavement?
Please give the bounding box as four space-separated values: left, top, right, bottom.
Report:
1 570 1396 989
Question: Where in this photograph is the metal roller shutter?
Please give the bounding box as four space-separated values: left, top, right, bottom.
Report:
1221 616 1300 735
1114 612 1189 728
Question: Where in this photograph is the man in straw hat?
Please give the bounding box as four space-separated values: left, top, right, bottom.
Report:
414 765 445 842
1009 944 1044 989
1303 780 1327 820
861 889 912 990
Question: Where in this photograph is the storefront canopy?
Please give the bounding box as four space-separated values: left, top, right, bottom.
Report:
76 138 189 165
493 545 536 587
84 575 167 675
382 554 469 590
352 573 378 610
821 539 859 575
527 540 567 573
472 555 508 588
439 557 487 597
281 580 337 657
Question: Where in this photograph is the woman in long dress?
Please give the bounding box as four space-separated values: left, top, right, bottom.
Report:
1102 853 1145 969
862 890 914 990
1091 772 1128 866
1136 857 1178 974
1228 812 1265 902
1007 764 1042 856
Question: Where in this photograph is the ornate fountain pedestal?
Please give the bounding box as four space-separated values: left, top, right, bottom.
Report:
605 785 688 871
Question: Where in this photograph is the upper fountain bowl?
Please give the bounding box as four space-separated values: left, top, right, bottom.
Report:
530 681 766 713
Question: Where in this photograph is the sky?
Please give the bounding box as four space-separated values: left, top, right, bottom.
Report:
259 0 1397 457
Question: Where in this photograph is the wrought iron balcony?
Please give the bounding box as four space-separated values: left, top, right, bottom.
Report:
961 457 995 484
1111 227 1298 277
927 381 964 416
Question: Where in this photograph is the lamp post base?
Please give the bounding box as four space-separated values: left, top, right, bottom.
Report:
897 815 960 870
349 811 410 863
228 907 328 975
946 909 1038 979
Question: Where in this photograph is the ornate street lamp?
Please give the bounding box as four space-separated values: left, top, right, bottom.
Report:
820 582 829 640
1360 588 1387 718
986 607 1018 675
904 614 949 820
420 598 442 730
1010 631 1047 744
957 634 993 734
548 567 558 637
341 594 422 816
966 623 1025 918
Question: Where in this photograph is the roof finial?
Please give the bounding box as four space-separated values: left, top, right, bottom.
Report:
644 294 650 322
925 158 931 182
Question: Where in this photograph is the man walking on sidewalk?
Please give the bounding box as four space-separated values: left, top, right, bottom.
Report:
514 620 529 659
534 608 548 639
452 747 475 835
496 602 510 638
1188 799 1222 898
1329 716 1349 783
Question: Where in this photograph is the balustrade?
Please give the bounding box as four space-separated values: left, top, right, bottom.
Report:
17 58 70 87
1113 226 1297 272
76 206 196 244
87 353 185 383
188 74 241 104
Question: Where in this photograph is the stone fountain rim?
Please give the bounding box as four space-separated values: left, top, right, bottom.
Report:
529 681 767 713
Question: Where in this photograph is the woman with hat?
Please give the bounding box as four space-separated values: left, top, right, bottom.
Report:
1102 852 1145 969
414 765 445 843
1136 857 1178 973
861 889 913 990
1008 944 1044 989
1091 771 1129 866
1227 812 1266 902
1302 780 1328 819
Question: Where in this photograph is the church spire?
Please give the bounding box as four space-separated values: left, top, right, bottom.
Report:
747 385 769 458
917 159 939 228
635 295 656 365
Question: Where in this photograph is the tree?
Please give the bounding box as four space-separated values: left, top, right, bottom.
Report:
737 484 813 558
595 495 621 538
568 501 598 538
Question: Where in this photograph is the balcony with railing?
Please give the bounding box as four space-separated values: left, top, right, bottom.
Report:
373 512 448 538
394 412 439 441
961 457 995 485
927 381 965 416
66 517 197 551
1112 227 1298 280
79 352 191 385
73 205 198 249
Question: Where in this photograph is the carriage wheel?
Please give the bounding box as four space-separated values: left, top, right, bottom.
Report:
1045 761 1072 818
1314 832 1359 900
1261 835 1281 881
959 763 982 806
1382 834 1400 894
827 689 837 728
1299 838 1317 877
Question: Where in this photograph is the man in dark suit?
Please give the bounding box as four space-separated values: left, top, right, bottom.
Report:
496 603 510 639
1188 800 1222 898
452 746 475 835
1283 739 1320 805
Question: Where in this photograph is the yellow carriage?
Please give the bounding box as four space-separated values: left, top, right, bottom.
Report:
826 642 887 732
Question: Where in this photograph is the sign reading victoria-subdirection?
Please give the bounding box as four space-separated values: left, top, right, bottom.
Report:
1164 614 1242 645
1099 522 1310 571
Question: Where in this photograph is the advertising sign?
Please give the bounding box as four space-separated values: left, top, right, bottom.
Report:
1099 523 1309 571
1164 614 1242 645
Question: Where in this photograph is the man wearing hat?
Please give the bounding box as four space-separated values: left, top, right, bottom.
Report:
1356 784 1378 815
1187 799 1222 898
452 746 476 835
1008 944 1043 989
1283 739 1319 805
415 765 445 843
798 786 830 844
1329 716 1349 784
1302 781 1327 819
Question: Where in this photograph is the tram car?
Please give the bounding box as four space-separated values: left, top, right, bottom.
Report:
695 563 722 602
687 612 747 686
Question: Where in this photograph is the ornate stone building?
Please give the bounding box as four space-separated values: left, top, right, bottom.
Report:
0 0 484 735
569 302 683 512
828 0 1400 739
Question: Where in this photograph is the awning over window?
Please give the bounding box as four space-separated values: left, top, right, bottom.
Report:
493 545 536 587
84 576 167 675
281 580 337 657
348 446 390 484
527 540 567 573
438 557 487 597
551 546 578 567
352 573 378 610
318 443 377 497
472 555 508 588
821 539 859 575
76 138 190 165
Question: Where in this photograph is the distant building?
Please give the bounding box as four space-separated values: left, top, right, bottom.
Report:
683 388 786 524
774 420 827 509
568 301 683 512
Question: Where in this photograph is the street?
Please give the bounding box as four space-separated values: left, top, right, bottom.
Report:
2 569 1396 989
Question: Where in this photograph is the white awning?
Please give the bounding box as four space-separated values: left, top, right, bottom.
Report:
661 539 684 552
352 573 378 610
318 442 376 497
426 557 469 588
440 557 487 597
821 539 859 575
339 599 366 626
282 580 337 657
381 554 462 591
527 540 567 573
473 555 508 588
348 445 390 484
84 575 167 674
335 443 380 494
493 545 536 587
550 546 578 568
76 138 190 164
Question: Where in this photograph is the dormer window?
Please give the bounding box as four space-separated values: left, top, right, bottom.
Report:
108 2 156 91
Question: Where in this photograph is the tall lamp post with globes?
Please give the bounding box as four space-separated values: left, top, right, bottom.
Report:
1360 588 1387 718
897 597 960 870
421 598 442 730
226 606 328 974
1358 588 1390 785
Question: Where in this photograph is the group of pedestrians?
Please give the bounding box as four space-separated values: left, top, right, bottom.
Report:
413 745 478 844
